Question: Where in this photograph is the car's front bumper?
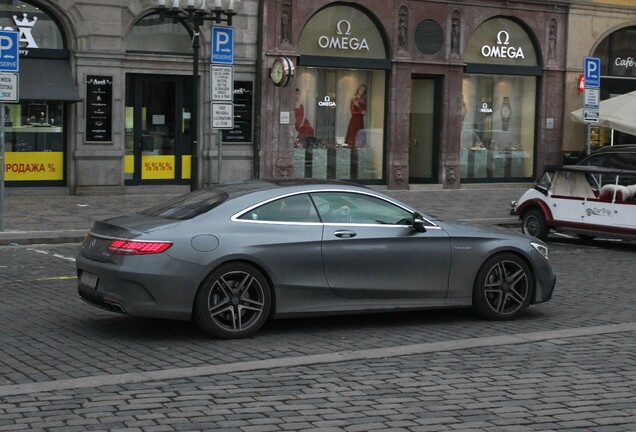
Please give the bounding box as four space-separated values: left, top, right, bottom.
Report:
527 246 556 304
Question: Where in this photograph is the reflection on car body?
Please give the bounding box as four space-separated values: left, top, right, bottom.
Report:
77 180 556 339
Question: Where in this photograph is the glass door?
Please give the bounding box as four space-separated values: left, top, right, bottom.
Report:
409 78 440 183
125 74 192 185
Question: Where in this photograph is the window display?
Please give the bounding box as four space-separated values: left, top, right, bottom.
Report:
293 67 385 180
461 75 536 180
4 100 64 181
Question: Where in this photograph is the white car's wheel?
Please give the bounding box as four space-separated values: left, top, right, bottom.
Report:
522 209 549 240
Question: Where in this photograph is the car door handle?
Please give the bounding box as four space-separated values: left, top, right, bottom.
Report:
334 230 357 238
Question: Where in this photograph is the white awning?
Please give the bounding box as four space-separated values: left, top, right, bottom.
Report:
570 90 636 136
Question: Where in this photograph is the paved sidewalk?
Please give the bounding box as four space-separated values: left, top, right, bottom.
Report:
0 185 528 245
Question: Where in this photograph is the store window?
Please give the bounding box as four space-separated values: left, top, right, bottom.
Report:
127 14 192 54
1 0 77 184
590 26 636 147
294 5 389 181
461 18 539 181
0 0 64 50
294 67 385 180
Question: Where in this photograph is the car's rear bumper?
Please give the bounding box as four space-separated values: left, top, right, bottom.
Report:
76 253 205 321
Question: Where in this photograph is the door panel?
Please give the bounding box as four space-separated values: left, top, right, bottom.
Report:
310 191 451 299
409 78 440 183
321 225 451 299
125 75 191 184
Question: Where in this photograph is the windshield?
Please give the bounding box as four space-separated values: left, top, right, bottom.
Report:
140 189 229 220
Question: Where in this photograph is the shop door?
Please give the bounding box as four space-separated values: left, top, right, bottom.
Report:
409 78 440 183
125 75 192 185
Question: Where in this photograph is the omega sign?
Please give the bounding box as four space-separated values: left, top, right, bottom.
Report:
481 30 525 59
318 20 370 51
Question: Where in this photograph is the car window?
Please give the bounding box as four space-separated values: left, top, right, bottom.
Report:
310 192 414 225
141 189 229 220
239 194 320 223
606 153 636 170
580 154 607 167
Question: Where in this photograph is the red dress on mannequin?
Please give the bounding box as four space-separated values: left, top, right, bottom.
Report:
295 103 314 144
345 96 366 148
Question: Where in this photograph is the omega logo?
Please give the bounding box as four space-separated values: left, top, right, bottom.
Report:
496 31 510 45
318 96 336 107
481 30 525 59
479 102 493 113
336 20 351 36
318 20 370 51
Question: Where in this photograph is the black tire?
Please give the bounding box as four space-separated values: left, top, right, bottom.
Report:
194 263 271 339
472 253 533 320
522 209 549 240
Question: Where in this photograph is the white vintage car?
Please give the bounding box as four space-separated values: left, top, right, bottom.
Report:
511 165 636 240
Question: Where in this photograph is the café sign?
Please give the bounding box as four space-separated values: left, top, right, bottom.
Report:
614 57 636 70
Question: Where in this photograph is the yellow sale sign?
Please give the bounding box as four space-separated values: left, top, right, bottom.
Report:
4 152 64 181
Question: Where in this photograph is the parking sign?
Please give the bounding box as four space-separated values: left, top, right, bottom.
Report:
583 57 601 88
0 30 19 73
211 27 234 64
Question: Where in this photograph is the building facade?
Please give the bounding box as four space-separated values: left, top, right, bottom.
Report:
2 0 258 194
563 0 636 159
3 0 635 194
260 0 569 189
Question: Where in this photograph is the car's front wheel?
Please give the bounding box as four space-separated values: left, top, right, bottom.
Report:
194 263 271 338
472 253 533 320
522 209 549 240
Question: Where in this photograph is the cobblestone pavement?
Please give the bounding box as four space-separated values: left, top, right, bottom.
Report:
1 187 635 430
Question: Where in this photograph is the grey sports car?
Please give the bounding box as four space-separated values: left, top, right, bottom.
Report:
77 180 556 339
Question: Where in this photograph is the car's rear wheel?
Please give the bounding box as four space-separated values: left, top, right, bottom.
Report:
522 209 549 240
473 253 533 320
194 263 271 338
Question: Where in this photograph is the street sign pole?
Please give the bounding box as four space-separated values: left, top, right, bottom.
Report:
211 26 235 184
0 103 4 231
0 30 20 231
583 57 601 156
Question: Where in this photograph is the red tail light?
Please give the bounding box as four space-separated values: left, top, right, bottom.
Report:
107 239 172 255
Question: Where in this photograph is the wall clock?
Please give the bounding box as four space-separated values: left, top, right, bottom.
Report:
270 56 294 87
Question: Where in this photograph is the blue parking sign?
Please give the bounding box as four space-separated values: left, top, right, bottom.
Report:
583 57 600 88
211 27 234 64
0 30 19 72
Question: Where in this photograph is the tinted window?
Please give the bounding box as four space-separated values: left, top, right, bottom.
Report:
310 192 413 225
580 154 607 167
239 194 320 223
606 153 636 170
141 189 229 220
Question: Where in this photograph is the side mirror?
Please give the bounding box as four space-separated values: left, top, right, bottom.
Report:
412 212 426 232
